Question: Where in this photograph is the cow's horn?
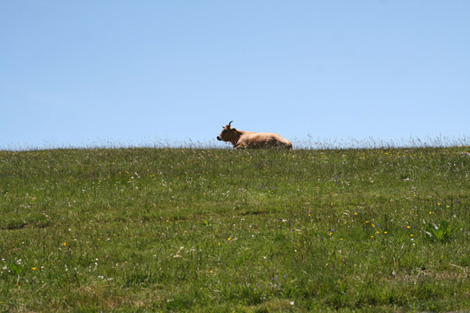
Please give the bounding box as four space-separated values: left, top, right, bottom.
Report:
228 121 233 127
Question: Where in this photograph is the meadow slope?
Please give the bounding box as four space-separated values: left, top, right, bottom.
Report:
1 147 470 312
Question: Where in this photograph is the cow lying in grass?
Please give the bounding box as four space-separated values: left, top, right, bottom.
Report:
217 121 293 149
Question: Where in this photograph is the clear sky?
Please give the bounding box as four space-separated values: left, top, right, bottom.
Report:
2 1 470 149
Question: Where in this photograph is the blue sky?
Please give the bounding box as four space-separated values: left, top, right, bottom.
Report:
2 1 469 149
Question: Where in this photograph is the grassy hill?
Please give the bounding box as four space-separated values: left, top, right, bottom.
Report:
1 147 470 312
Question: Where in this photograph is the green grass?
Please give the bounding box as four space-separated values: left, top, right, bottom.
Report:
1 147 470 312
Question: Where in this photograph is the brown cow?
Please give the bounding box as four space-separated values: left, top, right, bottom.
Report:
217 121 293 149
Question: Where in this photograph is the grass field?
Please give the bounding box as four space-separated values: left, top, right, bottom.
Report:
1 146 470 312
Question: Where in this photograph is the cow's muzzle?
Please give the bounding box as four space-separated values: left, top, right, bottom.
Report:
216 136 222 141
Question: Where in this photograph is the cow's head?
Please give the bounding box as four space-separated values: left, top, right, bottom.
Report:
217 121 238 144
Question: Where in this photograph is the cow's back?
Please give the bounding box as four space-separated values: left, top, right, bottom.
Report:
238 132 292 149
